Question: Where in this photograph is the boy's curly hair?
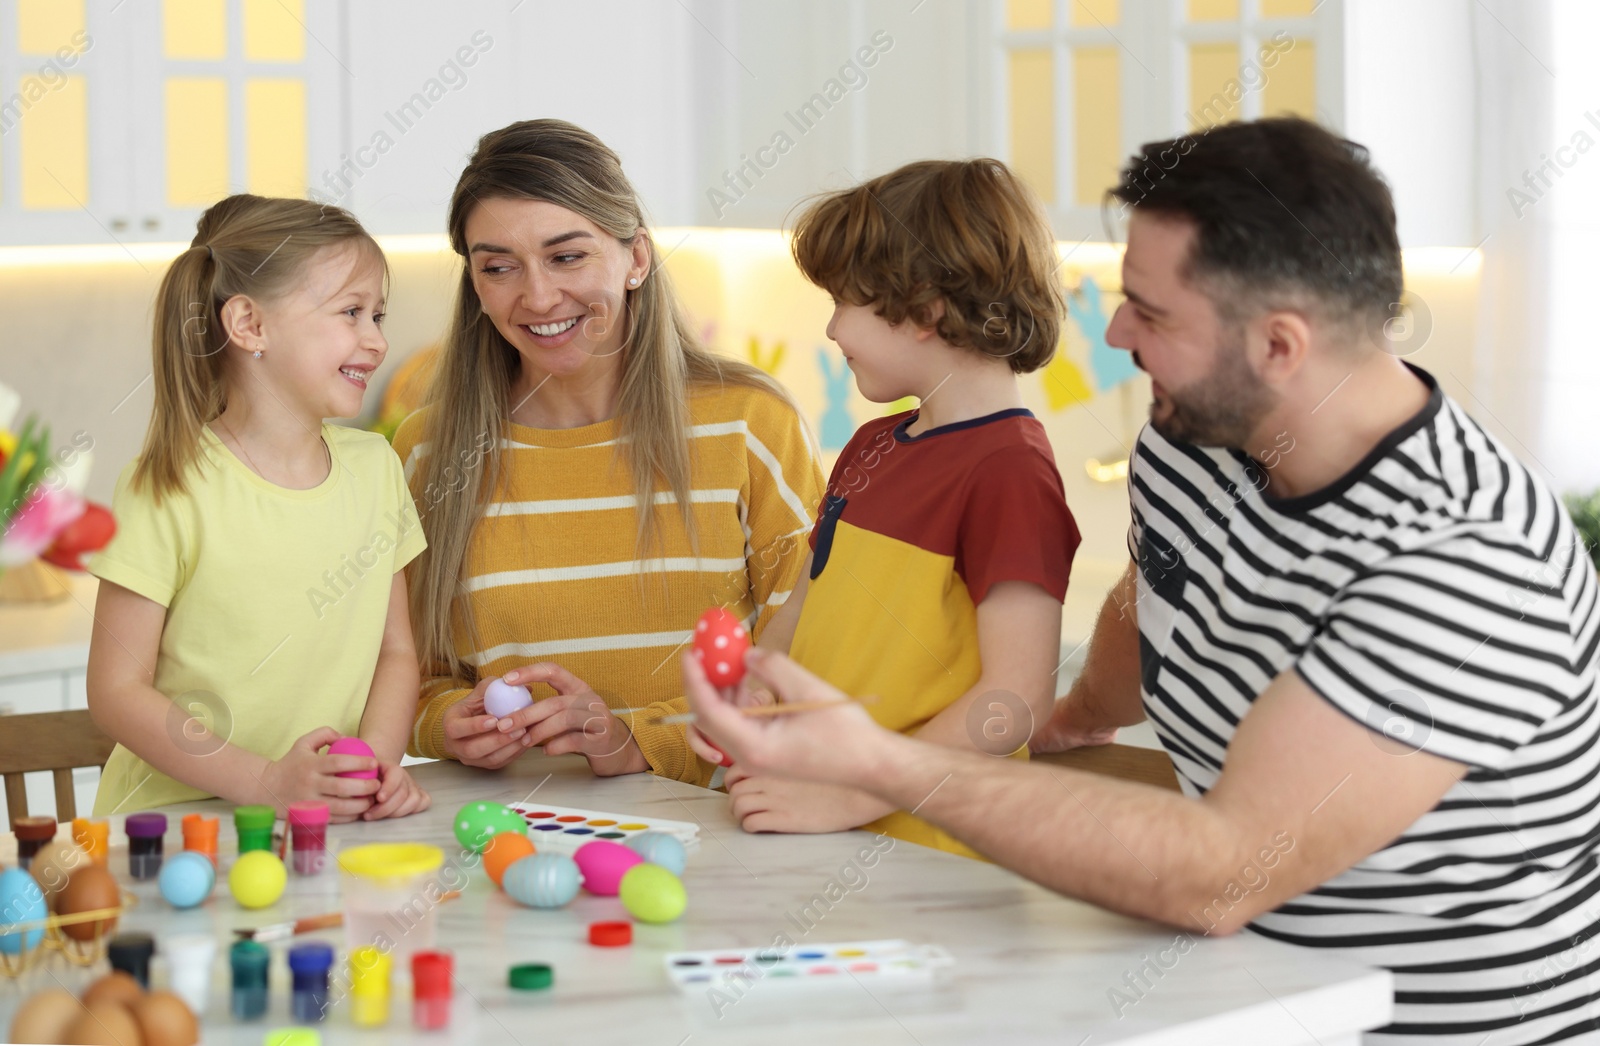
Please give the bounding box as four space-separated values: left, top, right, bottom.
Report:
790 158 1063 373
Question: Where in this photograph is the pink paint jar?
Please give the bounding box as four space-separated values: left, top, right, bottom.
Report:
288 802 330 875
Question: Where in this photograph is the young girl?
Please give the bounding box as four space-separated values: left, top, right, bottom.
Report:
86 195 429 822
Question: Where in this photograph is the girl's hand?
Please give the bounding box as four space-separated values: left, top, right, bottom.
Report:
440 677 529 769
497 663 649 777
259 726 379 823
364 763 431 820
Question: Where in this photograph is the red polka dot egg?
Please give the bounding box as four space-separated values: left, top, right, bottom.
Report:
692 608 749 688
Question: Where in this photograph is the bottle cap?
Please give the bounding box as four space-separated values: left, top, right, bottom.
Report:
230 940 270 986
108 932 156 982
13 815 57 841
124 813 168 839
588 921 632 947
411 951 454 998
508 963 553 990
287 941 335 975
349 946 391 996
72 818 110 859
234 805 276 831
287 802 330 829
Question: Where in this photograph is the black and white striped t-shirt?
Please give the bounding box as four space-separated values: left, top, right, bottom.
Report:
1129 366 1600 1043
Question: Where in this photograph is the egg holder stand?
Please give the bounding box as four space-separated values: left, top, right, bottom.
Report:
0 890 140 977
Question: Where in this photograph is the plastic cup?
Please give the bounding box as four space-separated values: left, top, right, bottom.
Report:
336 843 444 962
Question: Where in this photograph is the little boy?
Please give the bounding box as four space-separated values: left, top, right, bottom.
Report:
699 159 1080 856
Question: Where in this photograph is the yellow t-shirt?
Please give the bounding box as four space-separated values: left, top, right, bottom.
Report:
88 424 426 815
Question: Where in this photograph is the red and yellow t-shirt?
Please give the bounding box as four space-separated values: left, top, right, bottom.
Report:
792 407 1080 855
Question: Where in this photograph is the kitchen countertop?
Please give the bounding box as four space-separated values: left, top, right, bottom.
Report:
0 570 97 678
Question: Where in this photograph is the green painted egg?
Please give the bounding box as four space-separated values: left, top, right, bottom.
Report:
453 802 529 854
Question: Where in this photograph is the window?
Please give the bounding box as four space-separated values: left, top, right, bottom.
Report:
161 0 308 206
992 0 1343 236
0 0 92 230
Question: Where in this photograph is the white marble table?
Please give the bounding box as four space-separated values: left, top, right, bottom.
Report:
0 755 1392 1044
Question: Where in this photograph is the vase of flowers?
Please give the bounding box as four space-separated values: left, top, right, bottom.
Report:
0 381 116 602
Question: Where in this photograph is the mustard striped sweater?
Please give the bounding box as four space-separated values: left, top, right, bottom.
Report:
393 382 823 786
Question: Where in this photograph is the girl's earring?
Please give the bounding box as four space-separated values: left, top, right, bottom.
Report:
628 277 639 287
253 348 263 359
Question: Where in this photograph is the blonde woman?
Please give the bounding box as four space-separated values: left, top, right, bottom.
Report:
397 120 822 786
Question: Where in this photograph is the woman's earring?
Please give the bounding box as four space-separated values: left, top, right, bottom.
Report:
628 277 639 287
253 348 263 359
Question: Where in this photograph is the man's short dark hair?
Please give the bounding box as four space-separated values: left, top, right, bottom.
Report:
1109 118 1403 332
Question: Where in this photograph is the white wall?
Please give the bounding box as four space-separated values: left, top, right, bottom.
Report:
336 0 701 230
1342 0 1478 247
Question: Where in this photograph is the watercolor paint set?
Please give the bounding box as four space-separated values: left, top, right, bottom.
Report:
507 802 701 856
664 939 954 991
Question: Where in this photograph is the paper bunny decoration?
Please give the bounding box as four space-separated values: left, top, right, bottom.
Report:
1069 275 1140 392
816 349 856 451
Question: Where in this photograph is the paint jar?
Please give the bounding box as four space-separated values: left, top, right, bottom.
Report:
234 805 275 854
348 946 391 1027
287 802 329 875
230 940 270 1020
288 941 334 1023
124 813 167 879
411 951 453 1030
12 816 56 870
336 843 444 963
165 934 216 1016
108 932 155 988
71 818 109 865
182 813 219 866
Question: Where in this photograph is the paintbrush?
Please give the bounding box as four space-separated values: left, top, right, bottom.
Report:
234 891 461 942
623 695 881 727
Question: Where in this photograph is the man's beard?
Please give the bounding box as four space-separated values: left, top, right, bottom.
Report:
1147 338 1278 449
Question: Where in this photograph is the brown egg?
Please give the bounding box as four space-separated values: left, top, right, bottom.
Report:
61 1000 145 1046
81 970 145 1009
130 991 199 1046
7 987 85 1044
29 839 89 909
57 864 121 941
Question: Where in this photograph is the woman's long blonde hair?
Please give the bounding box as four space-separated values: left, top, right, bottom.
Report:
136 194 384 501
410 119 784 683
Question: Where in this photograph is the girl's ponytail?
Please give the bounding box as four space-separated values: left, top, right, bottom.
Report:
137 243 227 500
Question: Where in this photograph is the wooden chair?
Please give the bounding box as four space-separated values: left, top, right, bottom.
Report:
1032 742 1183 792
0 709 119 825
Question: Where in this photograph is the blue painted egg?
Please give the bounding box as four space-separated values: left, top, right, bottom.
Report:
158 850 216 909
0 868 47 955
623 832 686 876
502 853 581 909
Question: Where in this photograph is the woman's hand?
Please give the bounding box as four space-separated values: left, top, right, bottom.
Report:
439 676 530 769
496 663 649 777
258 727 380 823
